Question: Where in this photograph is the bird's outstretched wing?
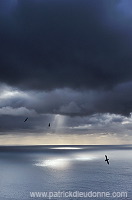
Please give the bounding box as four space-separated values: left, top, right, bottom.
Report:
24 117 28 122
107 160 109 165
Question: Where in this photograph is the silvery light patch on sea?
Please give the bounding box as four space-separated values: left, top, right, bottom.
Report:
34 152 99 170
34 157 70 169
50 147 82 150
74 153 97 161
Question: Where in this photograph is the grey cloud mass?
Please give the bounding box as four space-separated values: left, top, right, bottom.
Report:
1 84 132 116
0 85 132 136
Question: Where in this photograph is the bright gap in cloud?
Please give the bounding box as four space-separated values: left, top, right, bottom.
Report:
0 88 28 99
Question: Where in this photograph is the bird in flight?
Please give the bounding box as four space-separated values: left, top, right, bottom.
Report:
105 155 109 165
24 117 28 122
48 123 50 127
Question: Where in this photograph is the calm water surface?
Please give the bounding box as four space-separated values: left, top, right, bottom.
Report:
0 145 131 200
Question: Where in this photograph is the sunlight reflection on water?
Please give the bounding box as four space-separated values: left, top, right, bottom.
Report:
34 152 98 170
34 158 70 169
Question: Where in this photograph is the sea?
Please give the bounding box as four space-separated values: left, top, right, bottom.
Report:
0 145 131 200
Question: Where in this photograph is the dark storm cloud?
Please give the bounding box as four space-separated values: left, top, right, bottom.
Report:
1 0 132 90
1 0 132 137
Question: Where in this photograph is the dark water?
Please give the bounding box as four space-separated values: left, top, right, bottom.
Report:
0 145 132 200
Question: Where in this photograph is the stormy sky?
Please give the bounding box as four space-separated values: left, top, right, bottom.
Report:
0 0 132 145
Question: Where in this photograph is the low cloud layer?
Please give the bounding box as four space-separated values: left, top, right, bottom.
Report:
1 83 132 117
0 85 132 137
